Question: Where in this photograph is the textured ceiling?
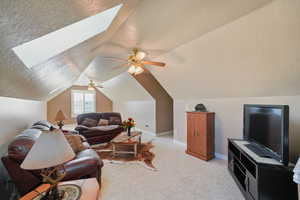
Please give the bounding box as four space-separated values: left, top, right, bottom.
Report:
0 0 138 100
0 0 276 100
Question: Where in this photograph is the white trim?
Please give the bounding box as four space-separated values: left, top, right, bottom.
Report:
173 139 228 160
134 128 156 136
173 139 187 147
157 130 173 136
215 153 228 160
134 128 173 137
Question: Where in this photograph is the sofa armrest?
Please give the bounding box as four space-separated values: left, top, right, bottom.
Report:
1 157 41 195
63 156 102 181
75 125 89 132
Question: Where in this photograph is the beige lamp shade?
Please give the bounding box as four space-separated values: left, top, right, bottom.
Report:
21 129 75 170
55 110 67 121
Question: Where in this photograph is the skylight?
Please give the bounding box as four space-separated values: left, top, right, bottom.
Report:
12 4 123 69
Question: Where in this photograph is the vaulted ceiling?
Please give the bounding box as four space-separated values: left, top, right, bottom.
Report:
150 0 300 99
0 0 138 100
3 0 294 101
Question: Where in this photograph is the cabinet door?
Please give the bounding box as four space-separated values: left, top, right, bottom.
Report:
246 173 258 200
193 114 207 155
187 114 195 151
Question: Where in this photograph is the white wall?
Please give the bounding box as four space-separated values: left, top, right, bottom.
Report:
0 97 46 156
148 0 300 162
114 100 156 134
174 96 300 162
151 0 300 99
99 73 157 134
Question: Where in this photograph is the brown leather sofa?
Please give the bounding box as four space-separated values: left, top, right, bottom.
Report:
75 112 124 145
1 121 103 196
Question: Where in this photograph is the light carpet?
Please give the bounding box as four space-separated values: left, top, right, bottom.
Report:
99 134 244 200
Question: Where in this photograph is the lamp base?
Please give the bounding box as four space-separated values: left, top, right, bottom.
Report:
57 121 64 130
41 186 64 200
33 184 81 200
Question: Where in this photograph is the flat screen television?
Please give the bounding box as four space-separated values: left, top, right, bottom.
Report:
243 104 289 165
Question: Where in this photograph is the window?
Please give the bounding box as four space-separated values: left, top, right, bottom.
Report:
12 4 122 69
71 90 96 117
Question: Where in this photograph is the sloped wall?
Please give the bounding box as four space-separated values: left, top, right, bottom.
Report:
47 85 112 124
134 72 173 134
151 0 300 160
98 73 156 133
113 100 156 134
99 72 173 135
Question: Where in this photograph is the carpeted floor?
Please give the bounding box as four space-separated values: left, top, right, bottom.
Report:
99 134 244 200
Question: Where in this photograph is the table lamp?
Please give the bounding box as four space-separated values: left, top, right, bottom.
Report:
55 110 68 130
21 128 75 200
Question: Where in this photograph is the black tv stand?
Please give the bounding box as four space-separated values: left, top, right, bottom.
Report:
244 144 272 158
228 139 297 200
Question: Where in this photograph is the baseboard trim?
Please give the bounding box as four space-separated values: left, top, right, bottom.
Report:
157 130 173 137
215 153 228 160
173 139 187 147
134 128 156 136
173 139 228 160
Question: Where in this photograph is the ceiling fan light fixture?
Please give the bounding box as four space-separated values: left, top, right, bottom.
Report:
134 66 144 75
128 65 136 74
135 51 146 60
88 80 95 90
88 86 95 90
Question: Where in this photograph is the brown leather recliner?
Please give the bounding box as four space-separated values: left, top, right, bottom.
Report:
75 112 124 145
1 121 103 196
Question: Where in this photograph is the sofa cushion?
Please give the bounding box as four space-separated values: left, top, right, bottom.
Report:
81 118 98 127
65 135 87 153
98 119 109 126
32 120 53 129
18 128 42 138
31 124 50 131
109 116 121 125
90 125 120 131
75 125 89 132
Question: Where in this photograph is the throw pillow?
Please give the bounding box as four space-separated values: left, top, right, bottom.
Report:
109 116 121 125
98 119 109 126
81 118 98 127
65 134 86 153
91 125 119 131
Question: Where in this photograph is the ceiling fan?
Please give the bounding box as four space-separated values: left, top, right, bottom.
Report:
109 48 166 75
88 80 103 90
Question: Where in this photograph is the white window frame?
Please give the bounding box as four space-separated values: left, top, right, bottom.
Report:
71 90 96 117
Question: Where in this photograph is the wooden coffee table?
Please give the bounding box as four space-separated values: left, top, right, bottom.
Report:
111 131 142 157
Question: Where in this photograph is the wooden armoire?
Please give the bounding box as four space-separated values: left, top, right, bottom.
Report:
186 112 215 161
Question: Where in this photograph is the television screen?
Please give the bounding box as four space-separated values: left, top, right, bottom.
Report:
243 104 289 165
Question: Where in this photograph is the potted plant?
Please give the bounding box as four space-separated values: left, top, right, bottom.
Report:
122 118 136 136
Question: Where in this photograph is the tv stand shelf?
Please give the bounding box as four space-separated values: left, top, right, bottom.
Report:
228 139 297 200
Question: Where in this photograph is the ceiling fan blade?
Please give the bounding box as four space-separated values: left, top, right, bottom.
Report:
101 56 128 62
91 42 130 55
142 60 166 67
111 63 129 70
